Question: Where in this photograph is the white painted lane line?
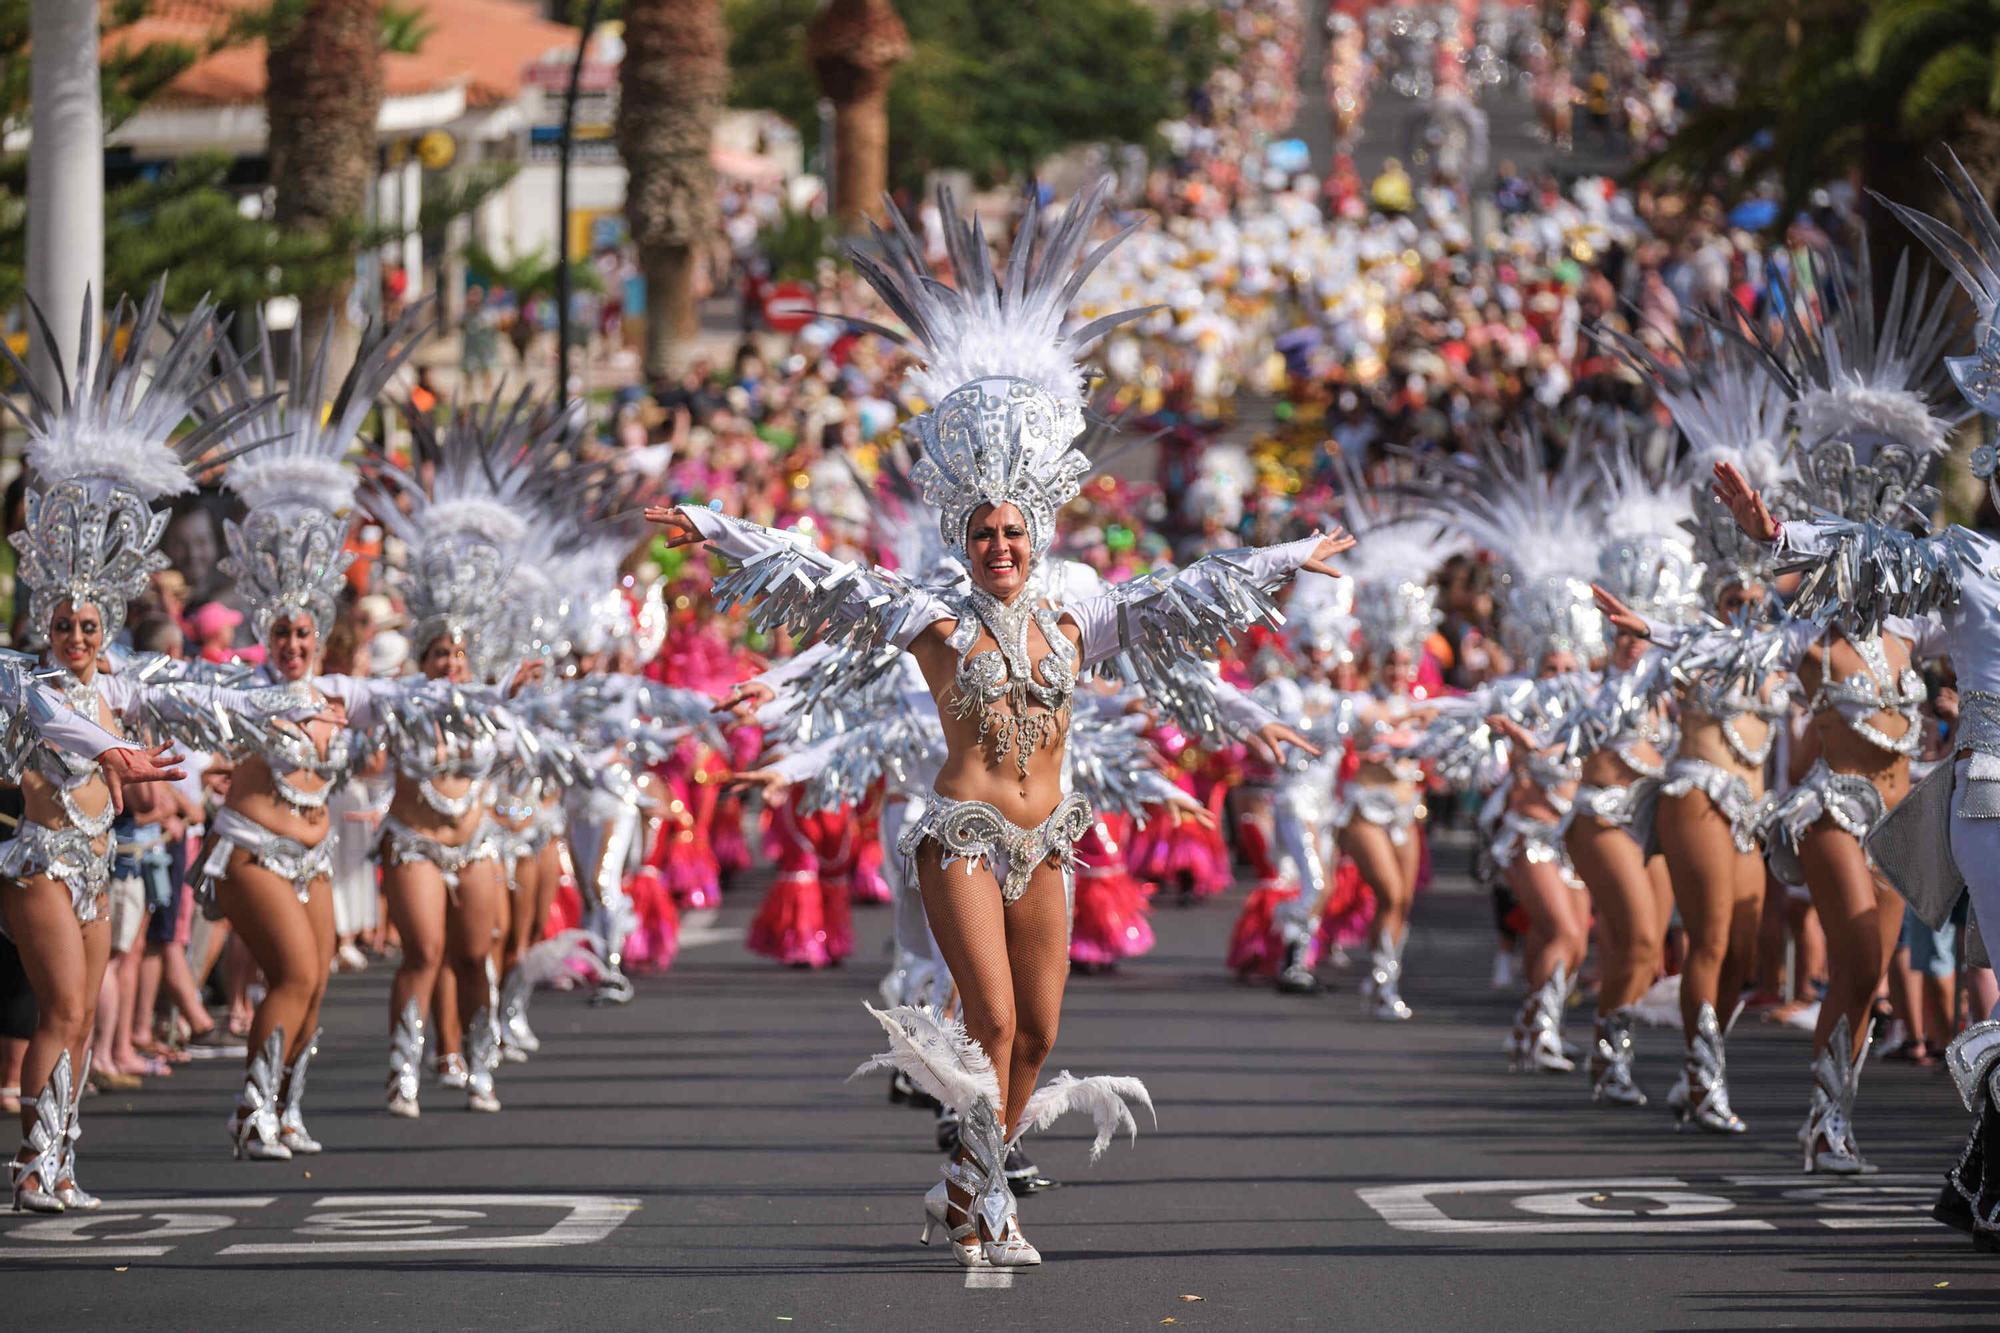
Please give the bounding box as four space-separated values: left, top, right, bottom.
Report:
1357 1178 1776 1235
965 1267 1014 1289
217 1193 641 1255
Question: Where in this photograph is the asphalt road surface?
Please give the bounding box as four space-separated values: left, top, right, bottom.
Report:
7 836 1998 1331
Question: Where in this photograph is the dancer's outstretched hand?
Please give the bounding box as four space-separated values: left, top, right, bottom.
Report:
645 505 705 549
96 742 186 814
1591 584 1649 639
726 768 787 796
713 681 775 717
1711 461 1780 542
1250 720 1320 764
1170 800 1217 830
1301 526 1357 578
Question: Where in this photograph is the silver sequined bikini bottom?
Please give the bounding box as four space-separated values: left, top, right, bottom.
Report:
0 820 110 923
1490 810 1582 888
1761 759 1888 885
1659 756 1771 855
194 806 334 912
898 792 1094 905
1334 785 1419 846
380 815 505 894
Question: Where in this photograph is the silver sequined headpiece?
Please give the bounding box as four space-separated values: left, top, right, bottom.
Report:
1593 428 1706 625
368 390 561 657
1430 431 1605 667
215 309 429 640
1600 323 1795 592
848 178 1151 562
0 282 260 643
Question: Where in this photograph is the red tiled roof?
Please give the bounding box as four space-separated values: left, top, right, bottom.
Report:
103 0 581 110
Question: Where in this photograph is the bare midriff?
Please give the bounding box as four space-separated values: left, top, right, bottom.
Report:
1799 634 1913 806
914 613 1075 828
224 710 346 849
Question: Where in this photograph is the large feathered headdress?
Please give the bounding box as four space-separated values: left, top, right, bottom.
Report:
214 308 430 639
1592 423 1706 625
368 389 560 656
1324 446 1454 663
1428 429 1605 667
0 281 262 643
1600 321 1795 589
847 179 1151 562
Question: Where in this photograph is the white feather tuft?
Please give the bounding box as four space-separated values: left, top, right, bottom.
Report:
1010 1071 1155 1160
225 454 357 514
25 427 198 499
848 1003 1002 1114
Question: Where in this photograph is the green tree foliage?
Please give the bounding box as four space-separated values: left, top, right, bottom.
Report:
725 0 1219 189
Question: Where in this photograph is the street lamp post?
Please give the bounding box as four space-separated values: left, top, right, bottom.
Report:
556 0 605 404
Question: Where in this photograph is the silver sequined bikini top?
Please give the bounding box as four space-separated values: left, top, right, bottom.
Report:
28 674 116 839
944 588 1077 776
245 675 355 811
1809 631 1925 757
393 726 500 818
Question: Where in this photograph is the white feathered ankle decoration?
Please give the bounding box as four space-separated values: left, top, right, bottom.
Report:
1012 1071 1156 1160
850 1003 1002 1115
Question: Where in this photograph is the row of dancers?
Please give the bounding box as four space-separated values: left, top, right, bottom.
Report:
15 155 2000 1265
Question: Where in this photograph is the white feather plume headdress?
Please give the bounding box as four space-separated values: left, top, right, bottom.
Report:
847 178 1153 562
1592 421 1706 625
214 307 432 639
0 280 264 642
1324 446 1456 663
367 388 560 655
1600 321 1794 589
1427 429 1605 667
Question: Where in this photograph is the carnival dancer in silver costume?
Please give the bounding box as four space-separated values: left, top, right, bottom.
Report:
650 180 1348 1266
1717 249 1960 1173
1683 150 2000 1247
1591 323 1802 1136
196 309 509 1158
1431 434 1605 1073
0 287 323 1212
368 395 550 1117
1560 438 1702 1106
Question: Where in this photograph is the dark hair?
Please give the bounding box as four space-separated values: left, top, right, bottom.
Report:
130 615 183 656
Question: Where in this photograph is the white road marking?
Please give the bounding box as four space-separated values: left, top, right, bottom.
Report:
0 1197 273 1260
217 1193 640 1255
1357 1178 1775 1235
965 1267 1015 1289
676 911 733 950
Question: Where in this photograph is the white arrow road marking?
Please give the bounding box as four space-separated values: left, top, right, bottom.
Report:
0 1196 273 1260
218 1193 640 1255
1357 1178 1775 1234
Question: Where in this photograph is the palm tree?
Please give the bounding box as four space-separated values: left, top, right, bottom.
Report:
1859 0 2000 130
806 0 910 231
266 0 384 372
617 0 727 384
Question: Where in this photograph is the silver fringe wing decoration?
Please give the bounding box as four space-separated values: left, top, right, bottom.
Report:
1088 551 1289 700
1772 515 1974 632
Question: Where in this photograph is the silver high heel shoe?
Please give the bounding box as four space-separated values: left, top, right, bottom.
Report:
1365 928 1414 1021
387 1000 424 1119
500 965 539 1060
920 1176 987 1268
52 1049 101 1211
1672 1001 1747 1134
1507 964 1574 1073
279 1028 324 1155
11 1051 72 1214
227 1030 293 1161
1799 1015 1875 1173
465 1006 502 1113
1590 1007 1647 1106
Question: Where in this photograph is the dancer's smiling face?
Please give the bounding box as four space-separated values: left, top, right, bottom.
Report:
48 599 103 677
267 612 319 682
421 633 471 683
967 502 1032 601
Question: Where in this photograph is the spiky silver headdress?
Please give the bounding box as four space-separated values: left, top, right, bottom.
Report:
1874 151 2000 509
215 310 428 640
0 282 261 643
847 178 1150 563
368 390 557 657
1601 322 1795 590
1593 426 1706 625
1738 248 1961 528
1325 447 1451 663
1430 431 1604 667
